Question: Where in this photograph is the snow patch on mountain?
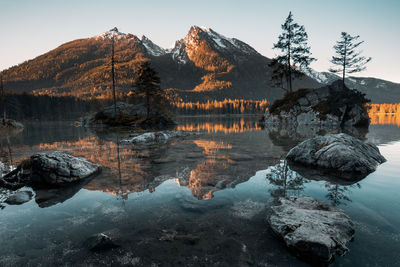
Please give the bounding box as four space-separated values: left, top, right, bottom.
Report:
141 36 166 56
96 27 128 40
303 68 339 84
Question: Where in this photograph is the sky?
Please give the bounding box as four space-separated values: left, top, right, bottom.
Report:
1 0 399 82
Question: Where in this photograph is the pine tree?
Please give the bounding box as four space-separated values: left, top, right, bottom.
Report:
329 32 371 87
270 11 315 92
133 61 162 118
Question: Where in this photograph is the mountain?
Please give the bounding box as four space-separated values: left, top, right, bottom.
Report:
0 26 319 102
306 69 400 103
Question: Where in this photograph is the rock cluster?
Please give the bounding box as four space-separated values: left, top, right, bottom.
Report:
268 196 355 265
286 133 386 179
265 80 370 127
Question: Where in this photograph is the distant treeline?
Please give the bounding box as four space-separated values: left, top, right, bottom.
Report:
172 99 269 115
368 103 400 114
1 93 399 121
0 93 109 121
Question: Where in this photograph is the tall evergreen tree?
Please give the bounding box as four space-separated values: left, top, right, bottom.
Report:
133 62 161 118
270 11 315 92
329 32 371 87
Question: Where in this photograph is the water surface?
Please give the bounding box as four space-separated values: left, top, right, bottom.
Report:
0 116 399 266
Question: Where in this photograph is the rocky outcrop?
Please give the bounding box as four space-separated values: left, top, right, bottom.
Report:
286 133 386 179
265 80 370 127
0 151 101 189
0 162 12 178
268 196 355 265
80 102 147 127
80 101 176 129
0 119 24 130
121 131 199 145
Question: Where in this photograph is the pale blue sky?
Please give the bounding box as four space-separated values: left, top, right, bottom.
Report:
1 0 399 82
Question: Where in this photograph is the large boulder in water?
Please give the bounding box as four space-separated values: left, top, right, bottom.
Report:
1 151 101 189
268 196 355 265
264 80 370 127
286 133 386 180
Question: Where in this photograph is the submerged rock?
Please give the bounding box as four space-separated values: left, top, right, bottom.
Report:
286 133 386 179
4 191 33 205
121 131 199 145
268 196 355 265
85 233 119 252
264 80 370 127
1 151 101 189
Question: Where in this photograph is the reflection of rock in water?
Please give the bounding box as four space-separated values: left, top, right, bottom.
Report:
266 124 369 151
265 160 308 201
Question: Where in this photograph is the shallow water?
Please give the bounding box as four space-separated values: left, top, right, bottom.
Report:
0 116 399 266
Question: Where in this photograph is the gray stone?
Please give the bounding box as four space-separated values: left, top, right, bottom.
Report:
121 131 199 145
286 133 386 178
268 196 354 264
85 233 119 252
2 151 101 188
5 191 33 205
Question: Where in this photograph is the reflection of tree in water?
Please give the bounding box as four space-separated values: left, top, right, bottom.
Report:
266 160 308 201
325 182 361 206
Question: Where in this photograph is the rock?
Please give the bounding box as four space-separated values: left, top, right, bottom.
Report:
265 80 370 127
85 233 119 252
268 196 355 265
121 131 199 145
5 191 33 205
1 151 101 188
0 162 12 178
0 119 24 130
286 133 386 179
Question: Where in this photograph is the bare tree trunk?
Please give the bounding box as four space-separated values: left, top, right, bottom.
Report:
342 42 347 88
111 36 117 114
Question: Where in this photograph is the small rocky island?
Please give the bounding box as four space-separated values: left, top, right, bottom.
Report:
264 80 370 127
80 102 176 129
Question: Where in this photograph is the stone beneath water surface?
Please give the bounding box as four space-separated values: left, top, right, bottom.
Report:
121 131 199 145
286 133 386 179
4 191 33 205
1 151 101 189
268 196 355 265
85 233 120 252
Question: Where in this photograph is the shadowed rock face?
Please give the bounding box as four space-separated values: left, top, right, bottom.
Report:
286 133 386 180
268 196 355 265
265 80 370 128
1 151 101 189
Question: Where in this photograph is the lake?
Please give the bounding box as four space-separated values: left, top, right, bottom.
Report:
0 116 399 266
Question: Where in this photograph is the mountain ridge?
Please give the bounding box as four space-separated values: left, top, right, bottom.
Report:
1 26 398 103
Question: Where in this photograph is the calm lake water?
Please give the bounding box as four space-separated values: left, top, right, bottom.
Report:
0 116 399 266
